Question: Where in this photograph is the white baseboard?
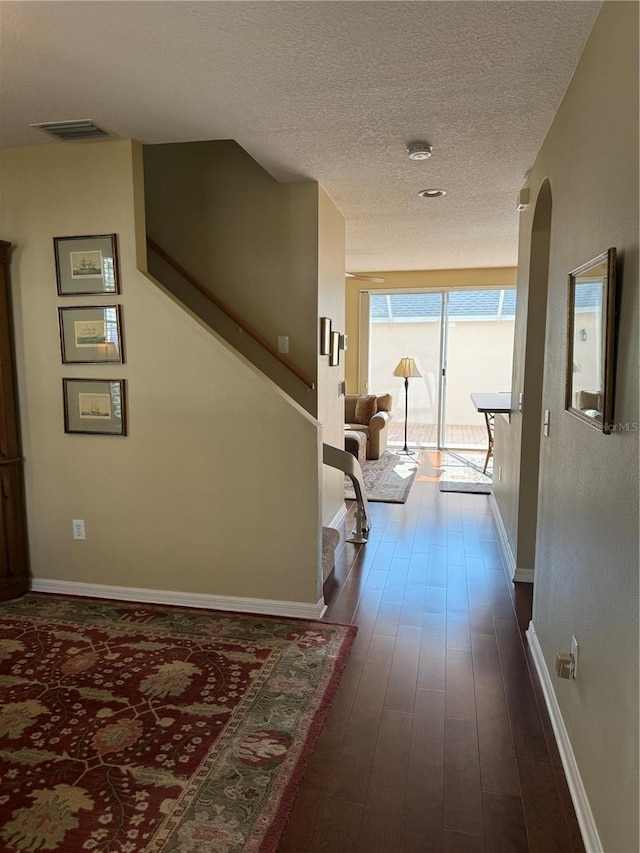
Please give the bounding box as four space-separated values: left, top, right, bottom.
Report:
513 566 535 582
30 578 326 621
526 622 603 853
328 502 348 530
488 493 534 583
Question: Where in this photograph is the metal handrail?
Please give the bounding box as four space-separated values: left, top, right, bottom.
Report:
323 443 371 543
146 237 315 390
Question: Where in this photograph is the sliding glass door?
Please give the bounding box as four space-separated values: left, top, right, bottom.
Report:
366 288 515 450
440 289 516 449
368 292 443 448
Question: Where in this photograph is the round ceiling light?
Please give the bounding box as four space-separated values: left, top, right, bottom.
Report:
418 188 446 198
406 142 433 161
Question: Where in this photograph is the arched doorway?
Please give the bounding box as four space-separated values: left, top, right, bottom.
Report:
516 178 552 579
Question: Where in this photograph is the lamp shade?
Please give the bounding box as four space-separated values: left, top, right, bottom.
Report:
94 342 119 361
392 357 422 379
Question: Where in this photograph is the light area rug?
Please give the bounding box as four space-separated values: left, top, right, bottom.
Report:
344 450 419 503
0 594 356 853
438 452 493 494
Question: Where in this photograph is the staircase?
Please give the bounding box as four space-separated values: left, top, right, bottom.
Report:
322 527 340 583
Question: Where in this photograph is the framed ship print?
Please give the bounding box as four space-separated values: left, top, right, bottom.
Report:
63 378 127 436
58 305 124 364
54 234 120 295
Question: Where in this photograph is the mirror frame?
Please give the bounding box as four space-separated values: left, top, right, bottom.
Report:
565 247 617 434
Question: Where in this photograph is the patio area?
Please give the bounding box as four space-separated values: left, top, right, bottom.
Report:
387 420 487 450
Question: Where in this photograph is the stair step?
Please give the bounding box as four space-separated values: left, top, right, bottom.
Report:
321 527 340 583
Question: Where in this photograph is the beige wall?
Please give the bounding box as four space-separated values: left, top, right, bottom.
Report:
0 140 323 606
495 3 639 850
345 267 516 393
143 141 347 526
317 187 347 523
143 141 320 414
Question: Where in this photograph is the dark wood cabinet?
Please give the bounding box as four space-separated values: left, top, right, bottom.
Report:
0 240 29 600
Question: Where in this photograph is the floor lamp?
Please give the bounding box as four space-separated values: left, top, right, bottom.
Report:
393 357 422 455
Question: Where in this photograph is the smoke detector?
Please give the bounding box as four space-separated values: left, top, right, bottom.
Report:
406 142 433 161
30 119 112 142
418 188 446 198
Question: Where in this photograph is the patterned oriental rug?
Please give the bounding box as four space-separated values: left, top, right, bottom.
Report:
344 450 420 503
0 594 356 853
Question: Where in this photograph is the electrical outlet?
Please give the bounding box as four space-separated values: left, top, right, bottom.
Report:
72 519 86 540
277 336 289 354
571 635 578 678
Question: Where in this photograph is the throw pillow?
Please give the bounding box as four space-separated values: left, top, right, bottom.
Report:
354 395 377 424
376 394 392 413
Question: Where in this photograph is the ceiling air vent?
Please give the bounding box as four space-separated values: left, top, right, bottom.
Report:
30 119 112 142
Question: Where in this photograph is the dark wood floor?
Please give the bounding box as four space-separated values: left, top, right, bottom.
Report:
279 452 585 853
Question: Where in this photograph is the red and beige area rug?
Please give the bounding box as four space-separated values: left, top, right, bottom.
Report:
0 594 356 852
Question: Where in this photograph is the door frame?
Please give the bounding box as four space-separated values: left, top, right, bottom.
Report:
359 285 516 451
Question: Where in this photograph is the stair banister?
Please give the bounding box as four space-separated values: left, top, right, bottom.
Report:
146 237 315 391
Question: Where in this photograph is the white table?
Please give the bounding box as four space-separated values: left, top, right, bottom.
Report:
470 392 512 414
471 393 512 473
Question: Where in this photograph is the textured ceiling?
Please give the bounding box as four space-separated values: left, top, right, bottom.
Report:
0 1 601 271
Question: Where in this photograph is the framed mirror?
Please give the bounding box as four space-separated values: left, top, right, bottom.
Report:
565 248 616 434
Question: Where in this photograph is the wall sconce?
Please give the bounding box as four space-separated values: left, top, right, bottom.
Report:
329 331 340 366
320 317 331 355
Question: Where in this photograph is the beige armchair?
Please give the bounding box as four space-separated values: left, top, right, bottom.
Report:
345 394 393 460
575 390 603 420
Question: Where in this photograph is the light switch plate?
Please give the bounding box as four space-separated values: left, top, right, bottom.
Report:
571 635 578 678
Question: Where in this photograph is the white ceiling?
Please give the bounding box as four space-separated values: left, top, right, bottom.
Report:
0 1 601 271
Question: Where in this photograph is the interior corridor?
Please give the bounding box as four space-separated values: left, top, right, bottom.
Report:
279 452 584 852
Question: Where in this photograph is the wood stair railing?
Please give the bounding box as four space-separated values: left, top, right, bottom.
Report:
146 237 315 391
